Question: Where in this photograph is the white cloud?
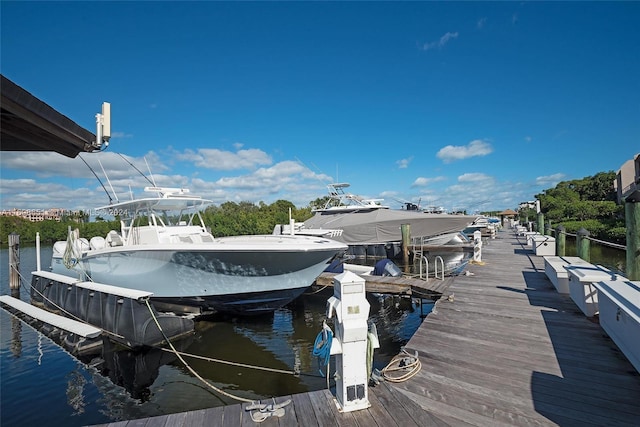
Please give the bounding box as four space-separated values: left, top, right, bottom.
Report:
536 173 565 187
421 32 459 51
411 176 447 187
110 131 134 139
177 148 272 171
0 151 168 180
436 139 493 163
458 173 493 183
477 18 487 29
396 157 413 169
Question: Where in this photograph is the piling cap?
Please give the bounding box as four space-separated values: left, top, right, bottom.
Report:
577 227 590 237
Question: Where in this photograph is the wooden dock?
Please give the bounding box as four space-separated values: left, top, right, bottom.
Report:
315 272 455 297
92 231 640 426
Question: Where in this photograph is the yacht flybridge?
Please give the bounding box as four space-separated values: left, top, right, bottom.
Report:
51 187 347 315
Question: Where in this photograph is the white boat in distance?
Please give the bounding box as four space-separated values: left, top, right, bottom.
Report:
51 187 347 315
313 183 390 213
302 183 479 246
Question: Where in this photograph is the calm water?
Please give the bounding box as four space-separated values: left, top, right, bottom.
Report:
562 236 627 275
0 246 430 426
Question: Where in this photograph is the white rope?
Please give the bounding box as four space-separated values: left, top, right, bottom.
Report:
380 348 421 383
62 228 81 269
156 347 299 376
143 300 293 421
143 299 254 403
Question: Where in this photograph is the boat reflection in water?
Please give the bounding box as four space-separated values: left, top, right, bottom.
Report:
66 288 433 420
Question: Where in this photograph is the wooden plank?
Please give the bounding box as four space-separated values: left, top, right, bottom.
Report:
221 403 242 427
181 408 206 427
315 273 452 296
308 389 338 426
317 389 359 427
290 392 319 426
159 412 187 427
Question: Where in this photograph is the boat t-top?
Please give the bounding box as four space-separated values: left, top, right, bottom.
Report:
313 183 390 213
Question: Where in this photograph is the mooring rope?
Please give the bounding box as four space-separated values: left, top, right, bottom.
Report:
143 300 294 421
143 299 254 403
380 348 421 383
155 347 301 376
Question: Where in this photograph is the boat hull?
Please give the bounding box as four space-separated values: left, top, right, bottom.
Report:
51 236 346 315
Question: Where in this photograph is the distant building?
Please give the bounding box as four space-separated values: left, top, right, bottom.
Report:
614 153 640 203
0 208 65 222
518 201 540 212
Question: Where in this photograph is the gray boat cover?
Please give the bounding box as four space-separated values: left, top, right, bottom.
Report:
303 210 478 245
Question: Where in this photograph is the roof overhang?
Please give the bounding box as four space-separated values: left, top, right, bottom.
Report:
1 74 98 158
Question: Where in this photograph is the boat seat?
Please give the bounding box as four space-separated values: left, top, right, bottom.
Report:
75 238 90 252
90 236 106 250
106 230 124 247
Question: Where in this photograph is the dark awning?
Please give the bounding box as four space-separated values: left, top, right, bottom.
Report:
1 74 97 158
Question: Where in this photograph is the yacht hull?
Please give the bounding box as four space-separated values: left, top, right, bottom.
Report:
51 236 345 315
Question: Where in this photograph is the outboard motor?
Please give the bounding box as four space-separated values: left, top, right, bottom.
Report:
372 259 402 277
324 257 345 273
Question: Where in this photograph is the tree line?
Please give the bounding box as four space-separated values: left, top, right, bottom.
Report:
518 171 626 244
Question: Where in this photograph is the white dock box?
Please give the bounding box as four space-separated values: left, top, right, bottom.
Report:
531 235 555 256
544 256 592 294
567 265 621 317
594 280 640 373
523 232 539 246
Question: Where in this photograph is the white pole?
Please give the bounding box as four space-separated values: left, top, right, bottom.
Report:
36 232 41 271
289 208 295 235
95 113 103 148
473 230 482 263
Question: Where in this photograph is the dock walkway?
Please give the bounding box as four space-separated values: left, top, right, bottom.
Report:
93 231 640 426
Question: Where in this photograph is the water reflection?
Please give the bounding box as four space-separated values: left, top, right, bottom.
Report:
563 236 627 274
0 286 430 419
66 369 88 415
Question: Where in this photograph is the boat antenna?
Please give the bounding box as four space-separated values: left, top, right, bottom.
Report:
294 157 333 187
78 154 113 204
98 159 119 202
117 152 155 186
144 156 157 187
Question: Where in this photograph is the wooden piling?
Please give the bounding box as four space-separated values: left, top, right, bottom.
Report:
536 212 544 235
555 225 566 257
401 224 410 266
625 197 640 280
8 233 20 290
576 227 591 262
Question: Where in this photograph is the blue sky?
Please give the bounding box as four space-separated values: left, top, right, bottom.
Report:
1 1 638 215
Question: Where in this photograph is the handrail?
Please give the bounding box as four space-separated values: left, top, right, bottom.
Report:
434 256 444 280
554 228 626 251
419 255 429 280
